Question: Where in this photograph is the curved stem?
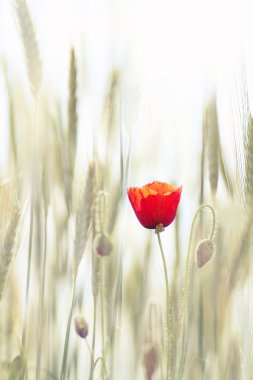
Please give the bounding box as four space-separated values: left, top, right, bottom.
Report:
93 356 109 380
177 204 216 380
60 275 77 380
157 231 170 380
85 339 92 359
205 206 215 241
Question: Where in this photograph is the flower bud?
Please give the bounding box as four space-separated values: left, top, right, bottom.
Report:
74 316 88 339
94 233 113 257
143 343 159 380
196 239 215 268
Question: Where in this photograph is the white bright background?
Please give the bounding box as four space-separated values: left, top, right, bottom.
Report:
0 0 252 182
0 0 252 377
0 0 252 186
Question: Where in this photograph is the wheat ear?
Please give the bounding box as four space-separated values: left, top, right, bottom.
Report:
73 162 95 275
0 205 20 300
206 97 220 197
67 48 78 173
15 0 42 96
244 113 253 206
60 163 95 380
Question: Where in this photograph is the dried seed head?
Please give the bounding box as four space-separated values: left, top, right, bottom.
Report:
74 316 88 339
0 204 20 300
206 97 220 196
16 0 42 96
67 48 78 182
73 162 95 275
196 239 215 268
143 343 159 380
94 233 113 257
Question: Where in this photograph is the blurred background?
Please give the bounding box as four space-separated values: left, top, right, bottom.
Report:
0 0 253 379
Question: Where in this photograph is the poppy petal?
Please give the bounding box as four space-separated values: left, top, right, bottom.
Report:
127 182 182 229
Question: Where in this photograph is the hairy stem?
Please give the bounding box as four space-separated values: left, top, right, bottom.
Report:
157 231 170 380
177 204 215 380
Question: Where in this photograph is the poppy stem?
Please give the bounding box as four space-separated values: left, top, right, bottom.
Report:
156 230 170 380
177 204 216 380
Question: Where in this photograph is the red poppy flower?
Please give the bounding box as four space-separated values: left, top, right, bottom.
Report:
127 181 182 229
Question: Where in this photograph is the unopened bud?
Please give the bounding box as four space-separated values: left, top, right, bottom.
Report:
143 343 159 380
94 233 113 257
196 239 215 268
74 316 88 339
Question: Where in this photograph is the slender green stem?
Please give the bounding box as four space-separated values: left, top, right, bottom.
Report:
157 231 170 380
36 210 48 380
21 98 38 357
177 204 216 380
198 286 204 373
85 339 92 360
198 119 205 375
93 356 109 380
60 275 77 380
97 191 107 380
110 119 131 378
113 102 124 331
89 297 97 380
21 202 34 351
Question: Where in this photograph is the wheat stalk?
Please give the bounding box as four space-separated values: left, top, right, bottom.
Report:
92 191 103 299
206 97 220 197
244 113 253 206
103 70 120 134
73 162 95 275
60 163 95 380
229 62 248 212
15 0 42 97
67 48 78 170
61 48 78 211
